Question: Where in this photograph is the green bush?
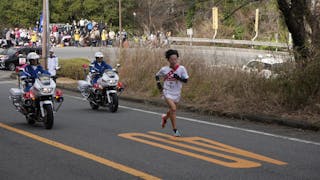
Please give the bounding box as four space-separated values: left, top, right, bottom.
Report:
57 58 90 80
278 58 320 109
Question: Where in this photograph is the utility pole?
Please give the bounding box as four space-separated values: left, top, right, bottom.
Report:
119 0 122 48
42 0 49 69
118 0 122 62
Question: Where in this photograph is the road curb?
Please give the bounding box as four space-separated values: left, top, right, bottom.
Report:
56 82 319 131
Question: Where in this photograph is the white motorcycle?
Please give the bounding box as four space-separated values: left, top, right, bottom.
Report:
9 73 64 129
78 64 123 112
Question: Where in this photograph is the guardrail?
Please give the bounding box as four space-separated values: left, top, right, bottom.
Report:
168 37 292 49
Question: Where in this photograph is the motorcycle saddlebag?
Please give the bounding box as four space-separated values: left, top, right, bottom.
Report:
9 88 23 96
78 80 91 90
9 88 23 105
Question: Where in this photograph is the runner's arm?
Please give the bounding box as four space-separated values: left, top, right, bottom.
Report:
155 75 162 90
173 74 188 83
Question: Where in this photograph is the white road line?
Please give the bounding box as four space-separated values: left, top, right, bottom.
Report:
67 94 320 146
0 80 15 84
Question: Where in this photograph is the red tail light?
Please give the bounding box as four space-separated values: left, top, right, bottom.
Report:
55 89 63 97
55 89 64 102
93 83 101 89
117 82 123 88
117 82 124 92
23 91 35 100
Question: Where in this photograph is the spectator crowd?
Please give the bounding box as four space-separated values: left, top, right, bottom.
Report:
1 18 172 49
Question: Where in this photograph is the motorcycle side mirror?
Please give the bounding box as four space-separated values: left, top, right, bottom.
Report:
116 64 121 68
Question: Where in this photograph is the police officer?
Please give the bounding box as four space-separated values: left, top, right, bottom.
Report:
20 52 50 92
90 51 112 84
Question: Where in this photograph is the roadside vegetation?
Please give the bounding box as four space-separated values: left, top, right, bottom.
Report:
57 58 90 80
57 49 320 126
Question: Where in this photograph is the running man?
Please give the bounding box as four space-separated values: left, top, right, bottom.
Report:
155 49 189 137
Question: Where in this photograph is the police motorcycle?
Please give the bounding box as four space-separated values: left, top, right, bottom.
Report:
78 63 123 112
9 53 63 129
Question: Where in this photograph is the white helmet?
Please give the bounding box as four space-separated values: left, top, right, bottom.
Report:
94 51 104 58
27 52 40 60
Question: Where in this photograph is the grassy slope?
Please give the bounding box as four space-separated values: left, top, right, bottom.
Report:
58 49 320 126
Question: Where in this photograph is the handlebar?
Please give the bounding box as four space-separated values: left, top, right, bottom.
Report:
21 76 34 83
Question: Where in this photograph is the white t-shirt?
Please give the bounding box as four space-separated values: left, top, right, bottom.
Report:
156 65 189 96
79 19 85 27
109 31 115 39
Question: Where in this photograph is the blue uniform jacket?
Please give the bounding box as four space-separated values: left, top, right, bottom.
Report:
90 61 112 83
20 65 51 92
22 65 50 79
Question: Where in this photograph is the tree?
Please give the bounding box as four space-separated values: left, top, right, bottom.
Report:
0 0 41 29
277 0 320 65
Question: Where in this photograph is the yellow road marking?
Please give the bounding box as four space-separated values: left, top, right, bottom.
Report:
149 131 287 166
119 131 287 168
0 123 160 180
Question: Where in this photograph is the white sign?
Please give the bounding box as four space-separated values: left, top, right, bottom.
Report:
19 58 26 65
187 28 193 36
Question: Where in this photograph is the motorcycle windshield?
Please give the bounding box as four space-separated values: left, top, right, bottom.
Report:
38 74 51 85
104 69 115 78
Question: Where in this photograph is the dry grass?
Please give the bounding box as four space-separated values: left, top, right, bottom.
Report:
117 48 320 123
57 49 320 125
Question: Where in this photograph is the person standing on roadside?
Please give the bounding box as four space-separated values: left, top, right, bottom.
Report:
74 29 80 47
108 29 115 47
155 49 189 137
47 48 59 82
101 28 107 47
30 31 37 47
6 28 13 48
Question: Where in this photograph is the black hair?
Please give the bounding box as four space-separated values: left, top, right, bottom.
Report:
165 49 179 59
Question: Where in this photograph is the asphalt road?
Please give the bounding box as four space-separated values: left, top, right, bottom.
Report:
0 72 319 180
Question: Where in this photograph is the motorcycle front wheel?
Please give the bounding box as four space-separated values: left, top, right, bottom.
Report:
109 93 118 113
26 116 35 125
90 102 99 110
43 104 54 129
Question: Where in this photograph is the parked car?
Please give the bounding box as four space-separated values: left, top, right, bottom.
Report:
242 54 285 79
0 46 42 71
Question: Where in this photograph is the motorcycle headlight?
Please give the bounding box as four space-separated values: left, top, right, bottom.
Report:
41 87 53 93
108 79 118 85
102 79 118 85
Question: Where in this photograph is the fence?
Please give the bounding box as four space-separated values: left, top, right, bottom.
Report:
168 37 292 49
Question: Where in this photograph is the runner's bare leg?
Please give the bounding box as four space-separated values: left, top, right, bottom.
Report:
165 98 177 130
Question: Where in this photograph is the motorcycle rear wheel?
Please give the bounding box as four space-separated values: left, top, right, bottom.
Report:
43 104 54 129
109 93 118 113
